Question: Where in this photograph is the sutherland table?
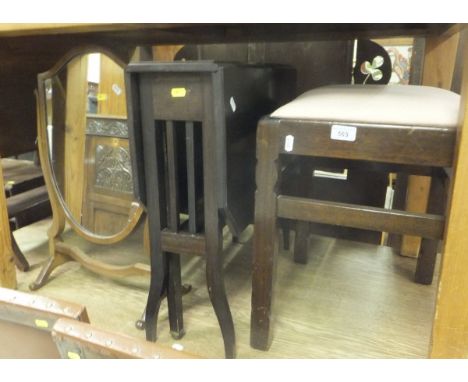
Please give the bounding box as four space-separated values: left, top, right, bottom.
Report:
125 61 294 358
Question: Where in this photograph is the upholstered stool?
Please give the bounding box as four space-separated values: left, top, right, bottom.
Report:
250 84 460 350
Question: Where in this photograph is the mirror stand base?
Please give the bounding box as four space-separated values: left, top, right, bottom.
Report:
30 240 152 291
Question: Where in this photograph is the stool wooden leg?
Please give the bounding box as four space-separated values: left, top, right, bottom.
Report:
293 221 310 264
292 160 312 264
251 121 281 351
415 237 439 285
280 219 291 250
415 175 446 285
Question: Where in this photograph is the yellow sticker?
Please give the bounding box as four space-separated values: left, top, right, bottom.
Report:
171 88 187 98
97 93 108 101
6 180 15 185
34 319 49 328
67 351 81 359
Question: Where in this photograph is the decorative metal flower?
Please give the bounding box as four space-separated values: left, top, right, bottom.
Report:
360 55 384 83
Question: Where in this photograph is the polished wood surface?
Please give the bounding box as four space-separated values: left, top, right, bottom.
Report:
277 196 445 240
0 24 157 37
0 23 451 39
401 31 461 258
97 54 127 116
64 54 88 221
250 121 281 350
431 40 468 358
276 120 456 167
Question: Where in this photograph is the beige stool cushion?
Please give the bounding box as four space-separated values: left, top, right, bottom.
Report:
271 84 461 128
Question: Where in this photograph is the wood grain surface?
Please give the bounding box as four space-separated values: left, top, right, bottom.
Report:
0 161 17 288
430 38 468 358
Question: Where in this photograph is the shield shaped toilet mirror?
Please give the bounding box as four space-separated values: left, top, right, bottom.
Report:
32 47 147 290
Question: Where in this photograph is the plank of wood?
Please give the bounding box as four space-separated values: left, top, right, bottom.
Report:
401 31 460 258
97 54 127 116
400 176 432 257
153 45 184 61
373 37 414 46
64 54 88 223
6 185 48 217
0 162 17 288
161 230 206 256
0 23 159 37
430 38 468 358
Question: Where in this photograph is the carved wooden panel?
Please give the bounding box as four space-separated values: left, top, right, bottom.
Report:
81 116 135 235
94 143 133 195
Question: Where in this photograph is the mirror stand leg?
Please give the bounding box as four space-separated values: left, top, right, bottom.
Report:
29 243 69 290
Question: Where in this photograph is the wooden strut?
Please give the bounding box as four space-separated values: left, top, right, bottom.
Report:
276 196 445 240
29 241 151 291
0 160 17 289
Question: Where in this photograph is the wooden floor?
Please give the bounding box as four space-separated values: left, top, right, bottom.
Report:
13 218 438 358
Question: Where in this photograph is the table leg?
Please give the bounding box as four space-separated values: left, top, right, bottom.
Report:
203 80 235 358
140 80 167 342
415 173 446 285
250 121 281 351
167 252 185 339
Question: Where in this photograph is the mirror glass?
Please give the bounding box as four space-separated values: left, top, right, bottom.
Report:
43 52 140 237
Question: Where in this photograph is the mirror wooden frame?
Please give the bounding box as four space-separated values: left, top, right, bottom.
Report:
31 46 149 291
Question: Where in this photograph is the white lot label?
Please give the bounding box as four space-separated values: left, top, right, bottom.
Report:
230 96 237 112
112 83 122 96
172 343 184 351
331 124 357 142
284 134 294 152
